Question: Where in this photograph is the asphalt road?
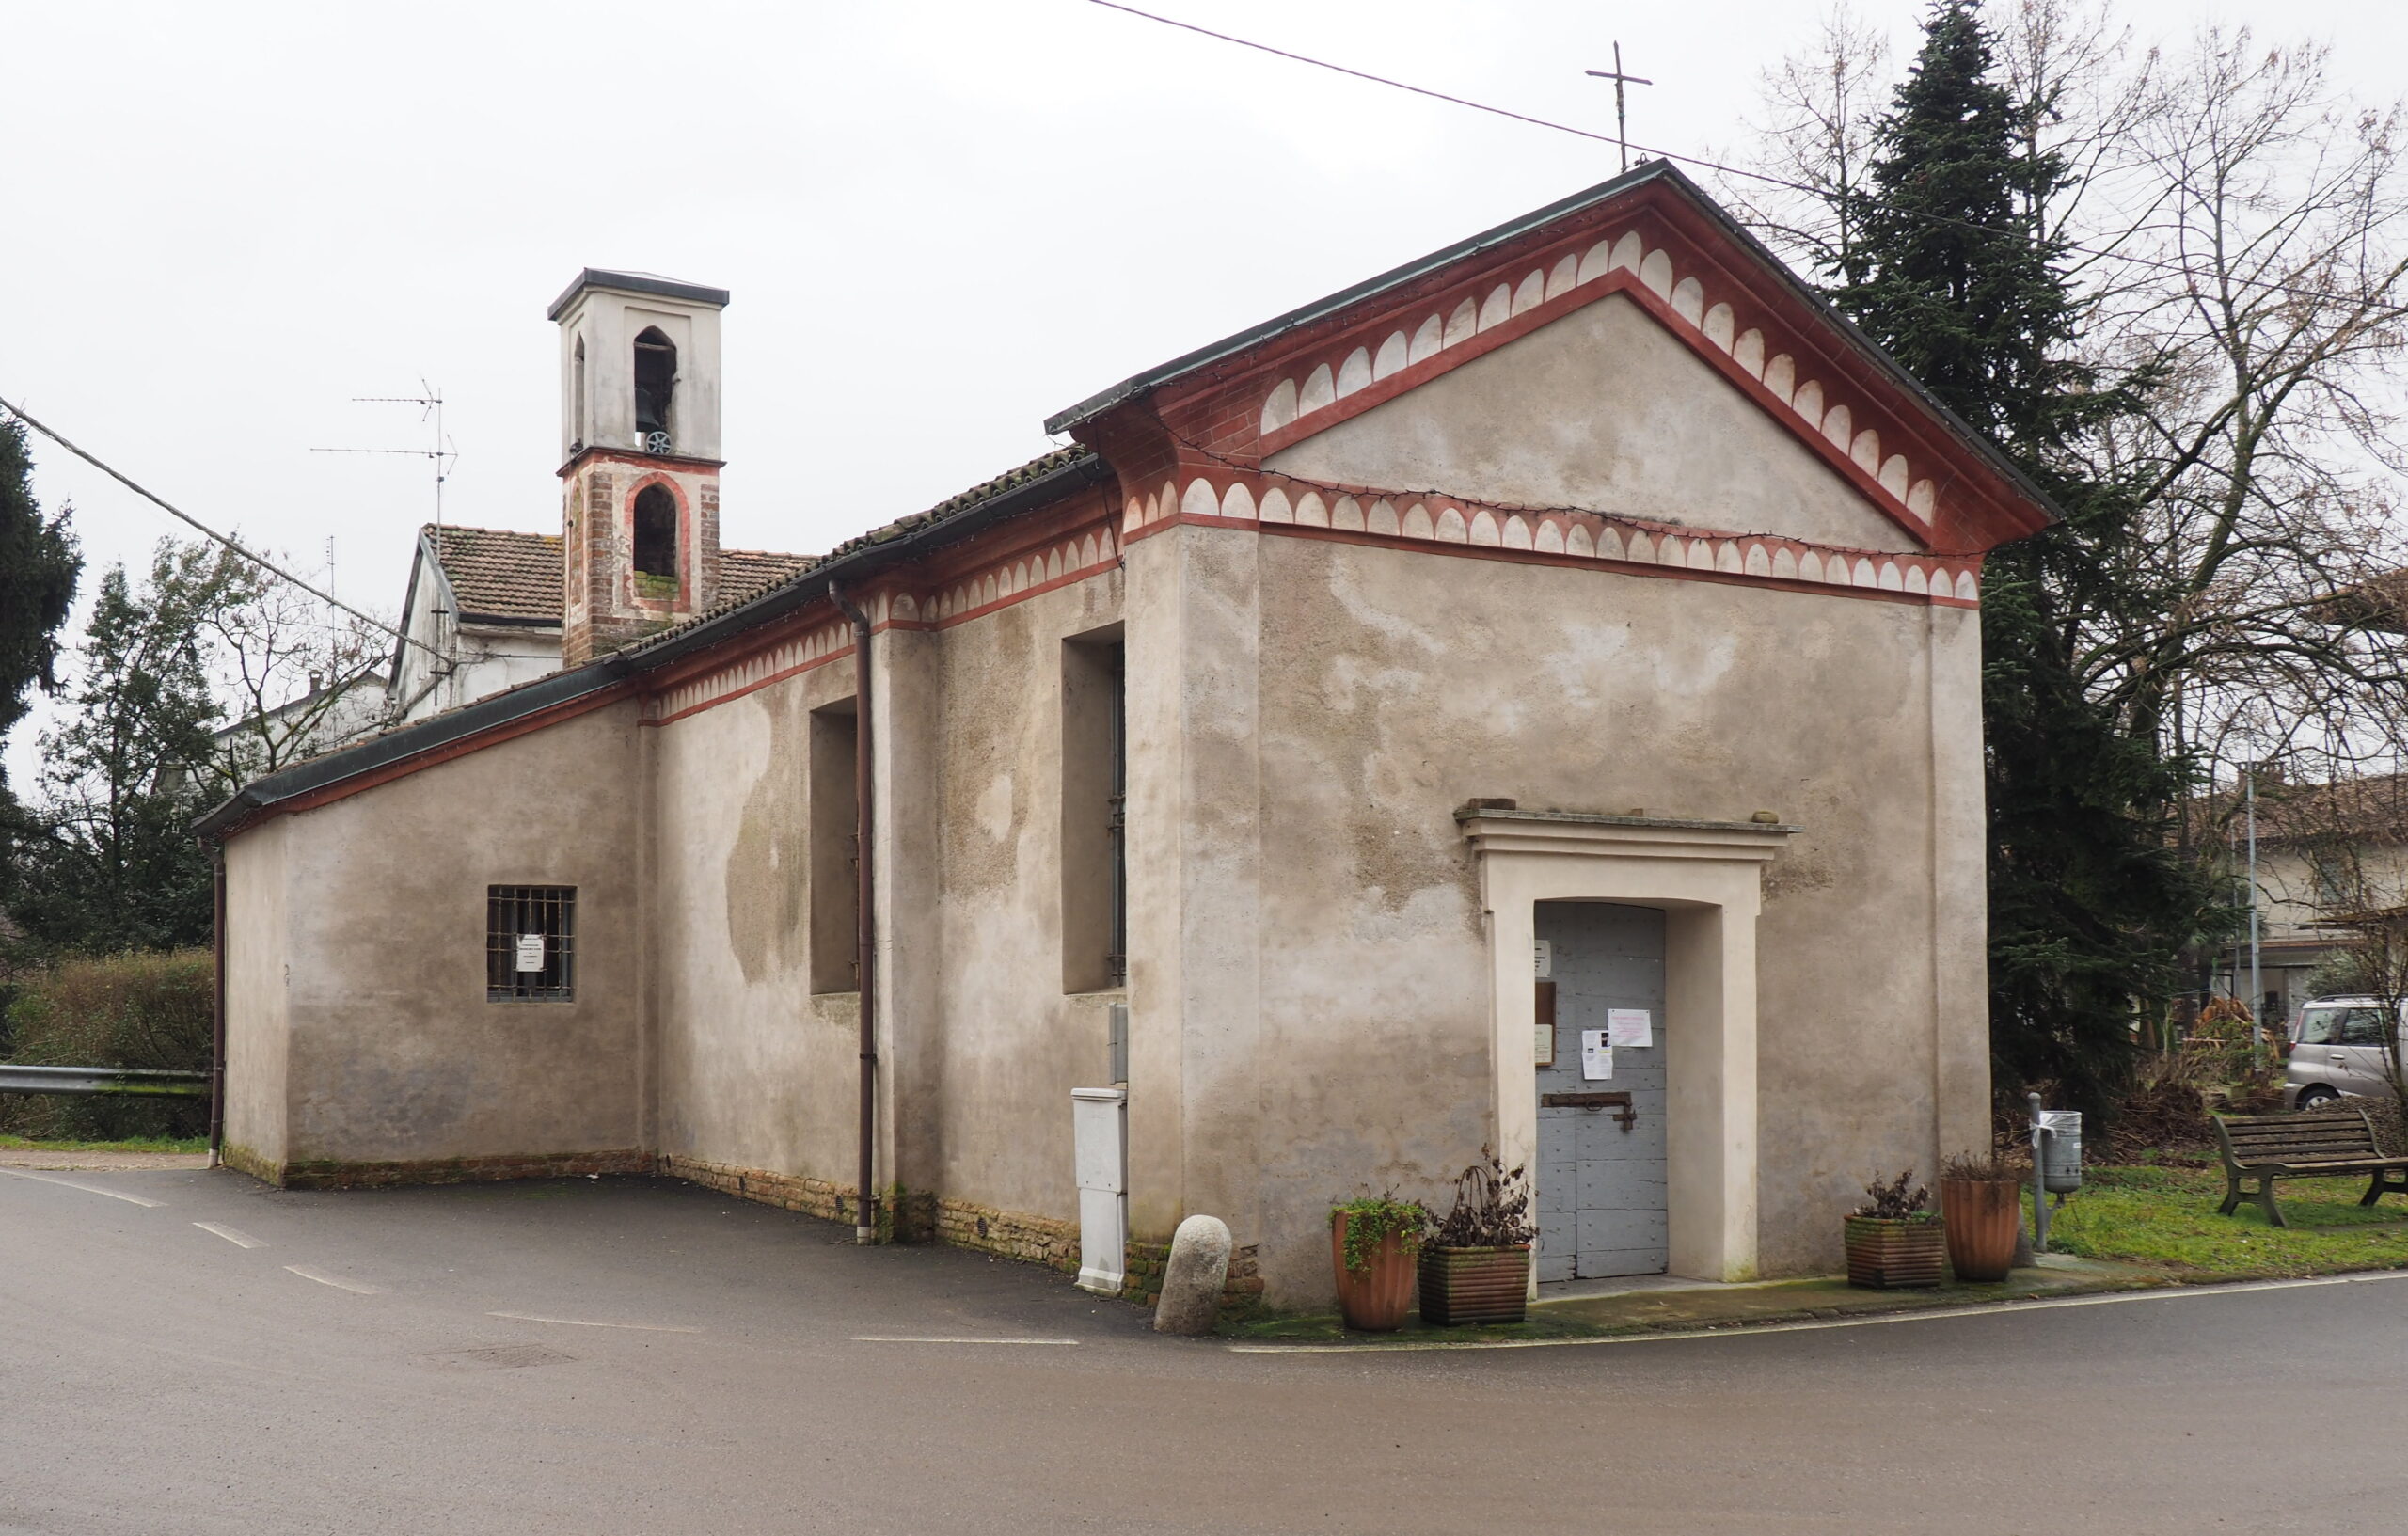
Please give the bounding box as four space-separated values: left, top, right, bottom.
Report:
5 1167 2405 1535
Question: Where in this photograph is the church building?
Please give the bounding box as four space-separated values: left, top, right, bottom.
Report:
200 164 2053 1308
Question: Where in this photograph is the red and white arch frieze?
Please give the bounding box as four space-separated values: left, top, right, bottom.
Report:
1120 470 1981 608
1249 225 1954 547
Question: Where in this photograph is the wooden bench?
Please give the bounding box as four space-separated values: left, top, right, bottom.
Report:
2212 1107 2408 1227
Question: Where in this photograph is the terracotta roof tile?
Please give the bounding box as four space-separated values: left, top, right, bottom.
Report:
423 525 812 626
425 526 562 625
619 447 1099 657
718 547 816 606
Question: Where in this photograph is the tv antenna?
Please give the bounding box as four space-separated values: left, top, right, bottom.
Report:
1585 43 1654 174
311 382 459 533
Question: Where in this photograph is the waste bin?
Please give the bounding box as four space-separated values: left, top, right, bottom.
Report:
2037 1109 2083 1194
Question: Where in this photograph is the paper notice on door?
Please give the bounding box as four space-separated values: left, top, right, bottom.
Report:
515 934 546 973
1533 939 1552 978
1580 1030 1614 1081
1608 1008 1653 1049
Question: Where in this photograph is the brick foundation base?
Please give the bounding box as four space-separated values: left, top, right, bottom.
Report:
1122 1238 1264 1318
933 1197 1081 1272
265 1148 651 1191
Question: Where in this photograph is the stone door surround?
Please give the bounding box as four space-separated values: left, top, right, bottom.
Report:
1459 809 1798 1285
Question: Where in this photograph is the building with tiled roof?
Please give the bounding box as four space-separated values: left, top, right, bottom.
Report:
388 525 809 724
210 169 2067 1310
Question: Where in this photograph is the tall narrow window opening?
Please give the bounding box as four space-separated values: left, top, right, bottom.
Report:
632 483 678 595
572 334 587 449
1061 628 1127 992
809 701 862 994
632 326 676 445
488 885 577 1002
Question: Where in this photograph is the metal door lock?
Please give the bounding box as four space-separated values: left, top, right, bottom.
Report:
1542 1090 1638 1131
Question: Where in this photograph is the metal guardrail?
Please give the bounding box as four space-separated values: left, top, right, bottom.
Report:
0 1064 212 1098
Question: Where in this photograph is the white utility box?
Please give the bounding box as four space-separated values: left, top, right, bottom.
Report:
1071 1086 1128 1294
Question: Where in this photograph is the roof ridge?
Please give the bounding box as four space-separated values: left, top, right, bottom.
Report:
421 523 561 541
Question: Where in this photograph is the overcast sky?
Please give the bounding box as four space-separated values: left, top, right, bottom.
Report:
5 0 2403 784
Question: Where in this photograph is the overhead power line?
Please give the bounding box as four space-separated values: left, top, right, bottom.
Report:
1085 0 2392 310
0 394 442 663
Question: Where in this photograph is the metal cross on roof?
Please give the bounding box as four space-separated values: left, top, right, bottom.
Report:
1585 42 1655 175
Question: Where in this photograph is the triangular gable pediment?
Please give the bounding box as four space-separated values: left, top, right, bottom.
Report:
1057 165 2055 557
1264 290 1921 555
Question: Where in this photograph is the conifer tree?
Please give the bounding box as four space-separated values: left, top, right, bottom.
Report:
1831 0 2216 1114
0 419 81 806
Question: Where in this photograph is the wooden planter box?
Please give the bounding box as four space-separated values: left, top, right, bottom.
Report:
1844 1215 1947 1290
1939 1179 2020 1282
1418 1245 1530 1326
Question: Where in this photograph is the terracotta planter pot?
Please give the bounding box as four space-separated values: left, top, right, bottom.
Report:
1940 1178 2020 1282
1418 1244 1531 1326
1330 1213 1418 1331
1843 1215 1947 1290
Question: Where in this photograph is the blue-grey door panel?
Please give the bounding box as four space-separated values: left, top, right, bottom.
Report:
1534 902 1670 1280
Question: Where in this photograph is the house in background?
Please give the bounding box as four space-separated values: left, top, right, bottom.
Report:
200 165 2058 1308
2209 772 2408 1026
386 522 807 724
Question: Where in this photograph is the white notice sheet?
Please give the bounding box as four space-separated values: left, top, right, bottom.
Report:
1580 1031 1614 1081
1608 1008 1653 1050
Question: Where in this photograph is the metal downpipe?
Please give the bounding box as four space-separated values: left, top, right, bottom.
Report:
831 583 879 1243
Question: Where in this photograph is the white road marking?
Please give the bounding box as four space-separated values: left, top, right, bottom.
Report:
284 1265 385 1294
851 1336 1080 1346
1228 1269 2408 1354
194 1221 264 1249
488 1311 701 1334
0 1168 163 1207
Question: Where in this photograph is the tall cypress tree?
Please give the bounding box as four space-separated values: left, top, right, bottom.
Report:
0 419 82 800
1831 1 2214 1116
0 418 83 936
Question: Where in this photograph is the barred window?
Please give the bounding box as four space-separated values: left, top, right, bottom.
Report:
487 886 576 1002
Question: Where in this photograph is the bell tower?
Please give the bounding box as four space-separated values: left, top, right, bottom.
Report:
547 269 729 664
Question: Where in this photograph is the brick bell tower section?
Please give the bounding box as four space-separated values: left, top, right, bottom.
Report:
547 269 730 665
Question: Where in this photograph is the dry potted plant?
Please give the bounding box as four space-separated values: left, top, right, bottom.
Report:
1939 1148 2020 1282
1328 1193 1427 1331
1419 1149 1537 1326
1844 1169 1946 1289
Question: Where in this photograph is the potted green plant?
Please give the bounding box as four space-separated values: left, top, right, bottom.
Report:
1419 1149 1536 1325
1939 1148 2020 1283
1329 1193 1427 1331
1843 1169 1946 1289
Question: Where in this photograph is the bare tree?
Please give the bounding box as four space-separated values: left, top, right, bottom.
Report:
1724 2 1891 283
1736 6 2408 832
197 556 393 794
2090 29 2408 787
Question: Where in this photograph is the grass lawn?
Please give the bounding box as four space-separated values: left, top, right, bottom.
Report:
2041 1164 2408 1279
0 1133 209 1155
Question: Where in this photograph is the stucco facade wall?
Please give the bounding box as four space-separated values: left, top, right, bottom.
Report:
1236 530 1984 1294
256 703 646 1170
648 663 865 1185
221 817 290 1170
638 562 1127 1232
919 568 1128 1225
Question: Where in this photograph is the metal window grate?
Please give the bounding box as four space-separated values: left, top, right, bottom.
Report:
487 885 576 1002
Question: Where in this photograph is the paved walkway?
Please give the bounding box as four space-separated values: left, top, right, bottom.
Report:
7 1167 2407 1533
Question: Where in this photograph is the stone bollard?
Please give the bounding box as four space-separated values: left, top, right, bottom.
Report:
1152 1214 1232 1336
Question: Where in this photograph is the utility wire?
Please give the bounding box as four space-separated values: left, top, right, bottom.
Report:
0 394 443 663
1085 0 2399 310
